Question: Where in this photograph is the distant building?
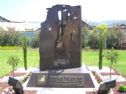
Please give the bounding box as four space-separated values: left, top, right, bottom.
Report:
0 16 11 22
0 16 40 32
0 16 92 33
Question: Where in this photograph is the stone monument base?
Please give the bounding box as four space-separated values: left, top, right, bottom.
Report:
27 73 94 88
27 65 95 88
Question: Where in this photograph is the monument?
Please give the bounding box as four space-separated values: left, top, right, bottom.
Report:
27 4 95 88
40 5 81 71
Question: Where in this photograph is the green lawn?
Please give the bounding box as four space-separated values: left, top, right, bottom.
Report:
82 50 126 76
0 47 39 77
0 47 126 77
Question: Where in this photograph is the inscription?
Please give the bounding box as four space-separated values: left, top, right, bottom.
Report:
27 73 95 88
37 73 84 87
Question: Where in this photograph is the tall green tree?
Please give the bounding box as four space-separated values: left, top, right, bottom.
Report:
96 24 108 69
22 37 28 70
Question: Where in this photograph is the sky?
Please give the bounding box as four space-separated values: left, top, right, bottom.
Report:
0 0 126 22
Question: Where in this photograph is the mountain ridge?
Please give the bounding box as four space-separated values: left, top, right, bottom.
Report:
87 20 126 26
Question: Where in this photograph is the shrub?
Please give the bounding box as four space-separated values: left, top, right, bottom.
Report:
82 25 123 49
30 32 39 48
88 32 99 49
106 28 123 49
0 27 21 46
118 85 126 92
105 47 118 79
82 26 90 48
7 55 20 77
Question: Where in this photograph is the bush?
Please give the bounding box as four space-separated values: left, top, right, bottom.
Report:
105 47 118 79
82 25 123 49
106 31 123 49
88 32 99 49
82 26 99 49
82 26 90 48
7 55 20 77
118 85 126 92
30 32 39 48
0 27 21 46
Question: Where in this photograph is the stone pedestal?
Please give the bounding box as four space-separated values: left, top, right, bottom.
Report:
27 65 95 88
23 64 98 94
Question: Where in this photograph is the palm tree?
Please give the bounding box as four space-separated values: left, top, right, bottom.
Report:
95 24 108 69
7 55 20 77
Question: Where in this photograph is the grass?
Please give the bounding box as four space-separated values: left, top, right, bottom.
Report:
82 49 126 76
0 46 126 77
0 47 39 77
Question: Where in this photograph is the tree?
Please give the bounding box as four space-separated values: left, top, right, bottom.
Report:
0 27 21 46
30 32 40 48
82 25 90 48
96 24 108 69
88 30 99 49
106 25 123 49
7 55 20 77
0 27 6 46
105 47 118 79
22 37 28 70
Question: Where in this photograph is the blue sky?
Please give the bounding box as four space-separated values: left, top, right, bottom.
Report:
0 0 126 22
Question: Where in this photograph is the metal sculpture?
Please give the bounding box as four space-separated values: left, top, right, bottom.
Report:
40 5 81 71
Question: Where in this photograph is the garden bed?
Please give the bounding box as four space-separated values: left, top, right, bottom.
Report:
88 66 126 94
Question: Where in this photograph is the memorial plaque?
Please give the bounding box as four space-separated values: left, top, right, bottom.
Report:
39 5 82 71
27 73 95 88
